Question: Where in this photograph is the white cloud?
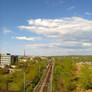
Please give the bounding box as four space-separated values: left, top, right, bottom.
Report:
26 43 61 48
15 36 42 41
3 27 12 34
67 6 75 10
82 43 92 47
18 17 92 55
85 12 92 16
25 41 89 49
25 41 92 56
18 17 92 38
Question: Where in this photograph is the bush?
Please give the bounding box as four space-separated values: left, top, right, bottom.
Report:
53 57 77 92
78 64 92 90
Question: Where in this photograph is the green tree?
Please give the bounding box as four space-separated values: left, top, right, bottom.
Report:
78 64 92 90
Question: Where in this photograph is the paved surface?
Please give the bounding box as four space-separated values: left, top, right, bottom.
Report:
33 61 54 92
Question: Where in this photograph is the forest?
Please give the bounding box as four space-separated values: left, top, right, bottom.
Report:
52 56 92 92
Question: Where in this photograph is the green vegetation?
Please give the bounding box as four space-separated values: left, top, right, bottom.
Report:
71 55 92 63
0 56 50 92
78 64 92 91
0 56 92 92
53 56 77 92
53 56 92 92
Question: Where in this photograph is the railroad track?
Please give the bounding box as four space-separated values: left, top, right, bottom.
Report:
33 61 54 92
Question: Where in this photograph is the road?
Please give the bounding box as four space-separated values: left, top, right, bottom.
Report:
33 60 54 92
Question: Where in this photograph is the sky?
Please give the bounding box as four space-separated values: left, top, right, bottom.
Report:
0 0 92 56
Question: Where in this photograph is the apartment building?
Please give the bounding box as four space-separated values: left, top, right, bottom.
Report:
0 53 11 66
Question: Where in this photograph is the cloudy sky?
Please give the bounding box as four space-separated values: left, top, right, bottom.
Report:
0 0 92 56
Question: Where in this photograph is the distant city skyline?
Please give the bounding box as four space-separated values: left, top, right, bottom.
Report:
0 0 92 56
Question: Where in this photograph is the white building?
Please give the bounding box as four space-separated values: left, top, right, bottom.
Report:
0 53 11 67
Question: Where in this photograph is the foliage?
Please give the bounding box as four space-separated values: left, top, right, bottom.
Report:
53 56 92 92
53 56 77 92
78 64 92 90
0 56 49 92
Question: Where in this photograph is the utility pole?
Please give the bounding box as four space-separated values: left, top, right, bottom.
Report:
24 72 26 92
39 64 40 78
6 80 8 91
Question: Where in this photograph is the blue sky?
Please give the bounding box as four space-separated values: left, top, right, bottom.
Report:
0 0 92 56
